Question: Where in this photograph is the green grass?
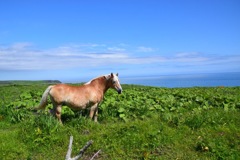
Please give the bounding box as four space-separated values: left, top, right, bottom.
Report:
0 84 239 159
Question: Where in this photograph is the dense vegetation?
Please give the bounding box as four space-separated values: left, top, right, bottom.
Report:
0 83 239 159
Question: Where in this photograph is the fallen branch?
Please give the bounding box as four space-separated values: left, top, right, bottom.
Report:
90 149 101 160
65 136 93 160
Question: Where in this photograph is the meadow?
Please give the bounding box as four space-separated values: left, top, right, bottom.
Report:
0 82 239 159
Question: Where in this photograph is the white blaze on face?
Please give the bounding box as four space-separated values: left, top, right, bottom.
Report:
113 74 122 93
113 74 119 85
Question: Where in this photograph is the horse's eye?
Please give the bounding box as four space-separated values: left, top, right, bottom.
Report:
112 81 116 84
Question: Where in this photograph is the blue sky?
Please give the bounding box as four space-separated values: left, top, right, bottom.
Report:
0 0 240 82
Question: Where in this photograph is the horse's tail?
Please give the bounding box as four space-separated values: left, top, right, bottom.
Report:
35 85 54 110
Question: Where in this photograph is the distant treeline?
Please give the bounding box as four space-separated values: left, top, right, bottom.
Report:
0 80 61 85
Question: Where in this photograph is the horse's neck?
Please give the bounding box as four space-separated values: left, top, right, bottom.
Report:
91 77 109 93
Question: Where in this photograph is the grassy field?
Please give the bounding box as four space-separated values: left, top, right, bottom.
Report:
0 83 239 159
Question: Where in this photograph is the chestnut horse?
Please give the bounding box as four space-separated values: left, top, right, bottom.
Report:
35 73 122 123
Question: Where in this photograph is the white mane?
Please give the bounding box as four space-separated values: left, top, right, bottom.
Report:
84 74 111 85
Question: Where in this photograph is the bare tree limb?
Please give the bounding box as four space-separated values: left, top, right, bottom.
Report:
72 140 93 160
90 150 101 160
65 136 73 160
65 136 93 160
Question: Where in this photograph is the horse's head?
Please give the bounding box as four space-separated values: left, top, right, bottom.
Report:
106 73 122 94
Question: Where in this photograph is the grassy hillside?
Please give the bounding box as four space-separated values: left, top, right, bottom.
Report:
0 83 239 159
0 80 61 86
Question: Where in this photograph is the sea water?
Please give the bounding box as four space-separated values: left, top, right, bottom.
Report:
121 72 240 88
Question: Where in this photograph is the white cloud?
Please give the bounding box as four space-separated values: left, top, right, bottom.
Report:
0 43 159 70
87 53 128 59
10 42 33 50
137 46 156 52
172 52 209 62
107 47 126 52
0 43 239 75
175 52 200 58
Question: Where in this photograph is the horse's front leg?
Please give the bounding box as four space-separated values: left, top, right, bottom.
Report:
89 103 99 122
94 107 98 122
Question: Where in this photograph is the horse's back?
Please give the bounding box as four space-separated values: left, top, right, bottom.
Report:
51 83 89 95
49 83 96 107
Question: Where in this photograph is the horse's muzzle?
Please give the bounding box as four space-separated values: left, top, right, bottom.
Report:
117 89 122 94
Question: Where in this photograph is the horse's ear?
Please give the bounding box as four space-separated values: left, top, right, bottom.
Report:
116 73 119 76
111 73 114 78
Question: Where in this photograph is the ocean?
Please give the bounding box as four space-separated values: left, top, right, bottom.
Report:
120 72 240 88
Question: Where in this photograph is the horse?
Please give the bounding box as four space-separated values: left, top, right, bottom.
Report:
35 73 122 124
